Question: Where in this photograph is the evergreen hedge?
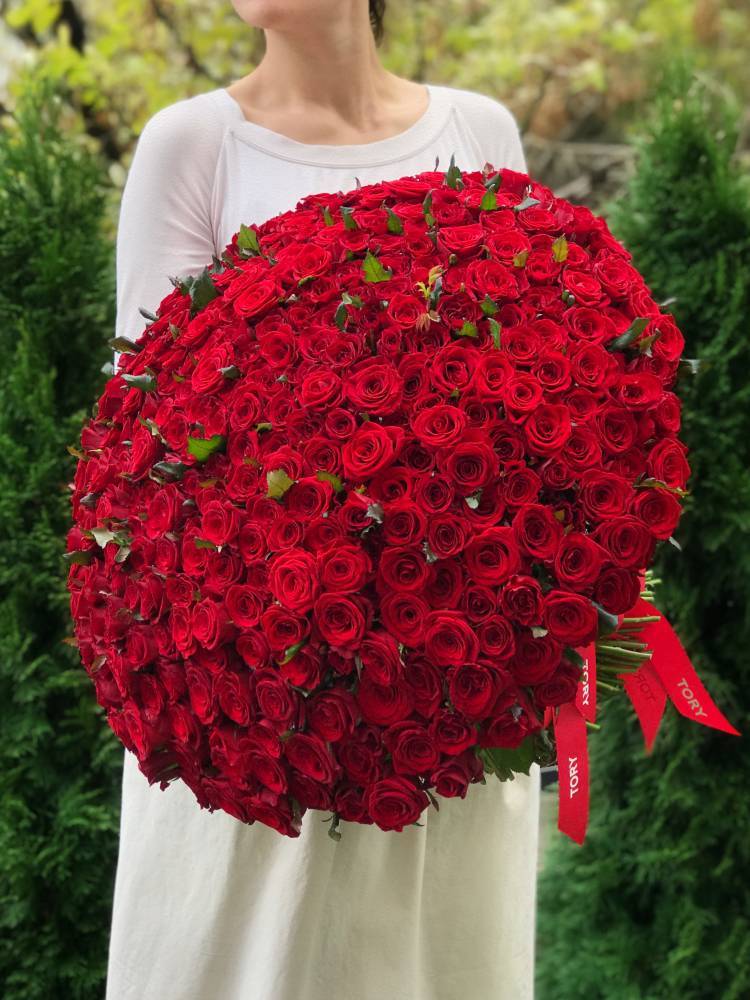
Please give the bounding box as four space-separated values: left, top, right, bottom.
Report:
536 60 750 1000
0 77 121 999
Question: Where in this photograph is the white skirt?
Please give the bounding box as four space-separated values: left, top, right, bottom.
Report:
106 748 540 1000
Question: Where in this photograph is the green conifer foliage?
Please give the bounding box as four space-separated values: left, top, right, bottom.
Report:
536 60 750 1000
0 77 122 999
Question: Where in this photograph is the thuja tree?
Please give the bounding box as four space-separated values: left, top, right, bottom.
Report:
0 76 122 999
535 60 750 1000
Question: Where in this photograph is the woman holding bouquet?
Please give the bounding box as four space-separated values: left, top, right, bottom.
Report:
106 2 540 997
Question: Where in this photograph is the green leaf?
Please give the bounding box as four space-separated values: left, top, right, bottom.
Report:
277 638 308 665
152 461 186 481
108 336 141 354
606 316 651 352
362 250 393 283
385 205 404 234
322 204 335 226
513 250 529 267
483 170 502 193
564 647 585 668
121 373 156 391
193 537 219 550
316 470 344 493
365 501 384 523
481 732 538 777
334 301 348 331
187 434 226 462
444 153 464 190
457 320 478 338
62 549 94 566
591 601 621 636
552 235 569 262
480 295 499 316
89 526 117 548
340 205 359 230
422 541 439 563
480 189 498 211
488 317 502 349
187 266 220 315
237 223 261 254
138 306 158 321
266 468 295 500
422 190 435 228
514 195 542 212
220 365 241 379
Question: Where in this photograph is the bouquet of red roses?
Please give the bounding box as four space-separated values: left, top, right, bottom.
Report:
66 158 740 843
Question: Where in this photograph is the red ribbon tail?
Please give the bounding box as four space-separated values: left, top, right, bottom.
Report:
574 640 597 724
553 701 589 845
622 662 667 753
628 598 741 738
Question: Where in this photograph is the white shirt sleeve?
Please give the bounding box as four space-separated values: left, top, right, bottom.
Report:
450 88 529 175
113 96 223 373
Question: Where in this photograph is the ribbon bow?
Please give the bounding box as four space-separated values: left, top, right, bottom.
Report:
549 582 740 845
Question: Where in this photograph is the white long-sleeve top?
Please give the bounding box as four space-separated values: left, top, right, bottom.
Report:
107 81 540 1000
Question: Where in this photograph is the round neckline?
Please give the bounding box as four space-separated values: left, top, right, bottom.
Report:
215 83 452 168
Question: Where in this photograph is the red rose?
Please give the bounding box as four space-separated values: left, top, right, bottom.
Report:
225 584 264 627
268 549 319 613
593 566 642 616
441 436 499 494
430 756 473 799
592 515 656 569
412 404 467 448
533 659 581 707
378 546 430 593
429 708 476 756
345 359 404 415
253 669 299 727
356 676 414 726
317 543 372 592
499 575 544 625
523 403 573 456
384 721 440 776
423 611 480 667
448 662 503 720
512 503 564 560
631 487 682 540
233 277 281 319
477 615 516 661
646 438 690 489
404 655 444 718
359 631 403 685
508 633 562 685
464 527 521 585
313 593 366 650
366 776 430 832
553 531 607 589
386 291 425 329
543 590 599 645
307 690 359 743
342 423 405 479
144 484 181 539
379 591 429 646
285 732 339 786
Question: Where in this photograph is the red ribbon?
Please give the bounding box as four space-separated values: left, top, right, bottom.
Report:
625 597 740 739
574 640 597 724
622 661 667 753
547 586 739 846
553 700 589 845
